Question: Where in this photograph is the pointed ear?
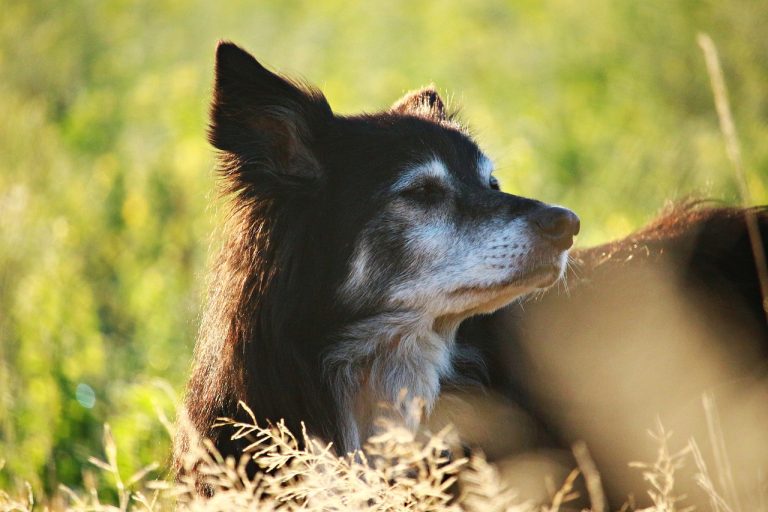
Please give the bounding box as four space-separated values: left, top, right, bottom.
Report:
390 86 447 121
209 42 332 190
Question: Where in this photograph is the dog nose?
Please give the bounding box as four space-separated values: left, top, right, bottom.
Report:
531 206 580 250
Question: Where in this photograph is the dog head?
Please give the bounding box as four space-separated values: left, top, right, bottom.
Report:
210 42 579 328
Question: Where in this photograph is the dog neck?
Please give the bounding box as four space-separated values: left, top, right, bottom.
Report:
325 311 462 453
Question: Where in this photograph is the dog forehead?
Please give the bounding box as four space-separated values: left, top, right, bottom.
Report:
331 113 488 187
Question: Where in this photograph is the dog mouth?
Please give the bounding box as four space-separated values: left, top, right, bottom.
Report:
516 262 563 288
494 262 563 290
450 260 564 297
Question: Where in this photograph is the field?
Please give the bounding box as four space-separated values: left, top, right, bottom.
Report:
1 0 767 509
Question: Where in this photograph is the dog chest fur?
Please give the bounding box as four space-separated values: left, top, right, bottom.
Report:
325 311 457 453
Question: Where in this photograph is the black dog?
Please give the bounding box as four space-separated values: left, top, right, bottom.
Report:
175 41 579 477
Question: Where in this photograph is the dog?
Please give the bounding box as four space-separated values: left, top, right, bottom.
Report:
176 42 768 506
173 41 580 475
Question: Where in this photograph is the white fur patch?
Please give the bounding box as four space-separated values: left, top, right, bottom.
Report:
342 240 371 301
325 311 457 453
391 157 450 192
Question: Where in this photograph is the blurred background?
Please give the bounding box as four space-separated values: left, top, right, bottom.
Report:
1 0 767 499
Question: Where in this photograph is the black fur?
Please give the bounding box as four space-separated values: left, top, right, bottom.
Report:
175 42 545 476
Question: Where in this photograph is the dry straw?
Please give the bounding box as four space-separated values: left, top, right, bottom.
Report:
697 32 768 321
1 397 763 511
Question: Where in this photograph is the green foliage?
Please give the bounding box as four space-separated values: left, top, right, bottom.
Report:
1 0 766 496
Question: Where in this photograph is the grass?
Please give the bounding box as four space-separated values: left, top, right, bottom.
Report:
2 0 768 505
1 398 763 512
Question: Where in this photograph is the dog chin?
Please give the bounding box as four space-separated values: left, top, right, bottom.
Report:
525 249 570 288
442 269 559 318
449 257 567 298
503 252 568 290
524 263 565 289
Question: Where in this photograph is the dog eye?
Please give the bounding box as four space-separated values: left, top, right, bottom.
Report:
402 181 445 203
489 176 500 191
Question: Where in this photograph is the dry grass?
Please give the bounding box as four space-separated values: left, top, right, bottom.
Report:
628 421 694 512
698 32 768 318
1 397 763 512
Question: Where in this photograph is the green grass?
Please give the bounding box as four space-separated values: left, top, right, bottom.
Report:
1 0 767 499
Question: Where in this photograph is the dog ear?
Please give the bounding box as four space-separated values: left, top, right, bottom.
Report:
209 41 332 191
390 86 447 121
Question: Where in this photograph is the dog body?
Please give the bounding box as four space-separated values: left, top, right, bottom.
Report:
175 42 579 470
457 204 768 505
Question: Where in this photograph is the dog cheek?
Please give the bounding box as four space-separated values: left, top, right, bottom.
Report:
405 219 457 264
